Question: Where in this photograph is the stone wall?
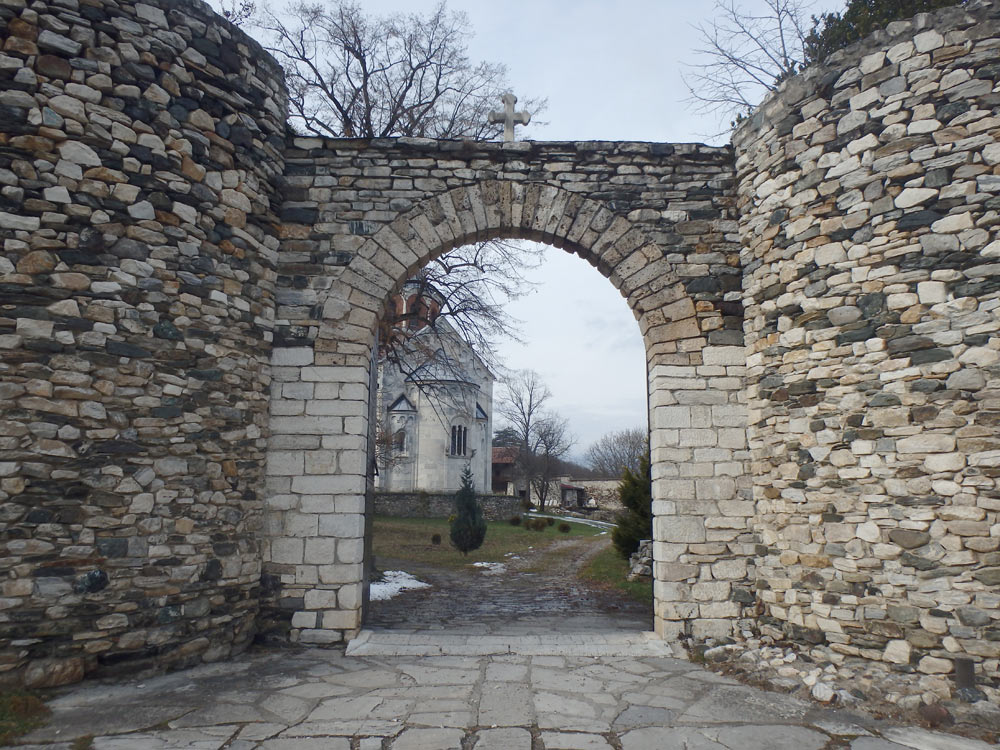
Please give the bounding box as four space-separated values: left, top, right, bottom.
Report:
3 0 999 691
0 0 286 686
374 492 521 521
734 1 1000 685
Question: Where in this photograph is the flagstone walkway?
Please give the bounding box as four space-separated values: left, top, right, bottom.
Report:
18 642 995 750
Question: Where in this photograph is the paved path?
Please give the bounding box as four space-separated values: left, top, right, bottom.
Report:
367 535 650 636
18 538 992 749
20 646 994 749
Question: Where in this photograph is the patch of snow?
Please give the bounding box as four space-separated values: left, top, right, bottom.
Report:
472 562 507 575
369 570 430 601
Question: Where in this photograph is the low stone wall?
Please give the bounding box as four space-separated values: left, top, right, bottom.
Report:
374 492 521 521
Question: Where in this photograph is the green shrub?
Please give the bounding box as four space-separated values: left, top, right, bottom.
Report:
509 515 522 526
449 467 486 555
558 522 571 533
546 517 555 527
804 0 965 65
431 533 441 545
612 452 652 559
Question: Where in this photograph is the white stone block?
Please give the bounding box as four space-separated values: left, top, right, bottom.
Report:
283 382 315 399
318 513 365 538
291 611 317 629
298 628 342 644
267 450 304 476
857 521 881 543
301 366 367 383
318 563 362 584
337 538 365 563
711 559 747 580
270 538 304 564
651 406 690 429
291 474 365 494
718 428 746 450
702 346 744 366
883 639 911 664
656 516 705 544
299 494 336 513
895 188 937 209
896 434 956 454
304 538 337 563
923 452 965 473
338 582 362 610
678 429 716 448
323 609 361 630
306 399 367 417
913 29 943 53
917 281 947 304
272 347 314 366
304 451 338 474
696 477 736 501
304 588 339 609
285 512 318 537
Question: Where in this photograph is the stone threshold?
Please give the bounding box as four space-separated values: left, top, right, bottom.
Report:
345 629 680 657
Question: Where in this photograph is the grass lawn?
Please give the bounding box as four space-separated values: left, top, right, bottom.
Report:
372 515 604 570
0 690 49 746
579 544 654 606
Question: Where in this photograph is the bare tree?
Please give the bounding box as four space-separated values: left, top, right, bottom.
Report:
684 0 810 129
585 427 647 479
498 370 552 453
527 415 573 511
219 0 256 25
378 243 542 375
255 1 546 366
257 1 544 140
497 370 575 509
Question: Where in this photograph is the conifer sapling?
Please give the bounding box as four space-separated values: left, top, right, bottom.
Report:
450 465 487 555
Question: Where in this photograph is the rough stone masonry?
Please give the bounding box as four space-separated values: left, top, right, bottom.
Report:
0 0 996 701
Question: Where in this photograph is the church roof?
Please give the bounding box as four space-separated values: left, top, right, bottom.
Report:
405 348 478 386
388 395 416 411
492 446 519 465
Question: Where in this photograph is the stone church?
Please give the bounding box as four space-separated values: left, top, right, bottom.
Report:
375 284 494 493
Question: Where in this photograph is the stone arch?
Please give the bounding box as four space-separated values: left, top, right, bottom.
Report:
314 182 698 361
265 176 753 645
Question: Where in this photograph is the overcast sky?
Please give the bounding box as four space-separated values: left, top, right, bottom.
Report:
209 0 841 459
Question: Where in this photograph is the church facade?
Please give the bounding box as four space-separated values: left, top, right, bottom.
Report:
375 289 494 494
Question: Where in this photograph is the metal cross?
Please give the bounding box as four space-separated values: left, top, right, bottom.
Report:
488 92 531 142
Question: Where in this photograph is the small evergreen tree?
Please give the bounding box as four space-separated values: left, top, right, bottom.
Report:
612 452 653 560
450 466 487 556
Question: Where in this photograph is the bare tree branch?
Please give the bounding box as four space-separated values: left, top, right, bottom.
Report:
683 0 810 134
254 1 548 374
585 427 647 479
496 370 575 511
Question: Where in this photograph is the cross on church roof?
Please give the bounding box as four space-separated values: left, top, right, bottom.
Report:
488 92 530 142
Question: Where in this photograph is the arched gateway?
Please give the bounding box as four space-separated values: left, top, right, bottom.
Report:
263 137 753 644
5 0 998 691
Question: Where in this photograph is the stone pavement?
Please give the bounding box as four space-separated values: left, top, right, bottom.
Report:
17 638 995 750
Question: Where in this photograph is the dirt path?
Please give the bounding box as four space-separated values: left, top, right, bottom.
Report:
366 534 651 634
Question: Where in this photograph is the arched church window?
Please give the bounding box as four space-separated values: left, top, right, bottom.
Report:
450 424 468 456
